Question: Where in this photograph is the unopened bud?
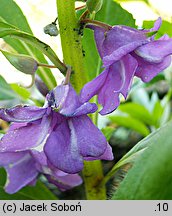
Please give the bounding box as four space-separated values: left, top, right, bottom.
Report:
1 50 38 75
44 23 59 37
35 75 49 96
86 0 103 14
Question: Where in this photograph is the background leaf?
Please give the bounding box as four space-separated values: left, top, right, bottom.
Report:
10 84 31 100
112 120 172 199
109 115 150 136
96 0 136 26
119 102 153 125
152 101 164 128
0 168 57 200
0 75 18 100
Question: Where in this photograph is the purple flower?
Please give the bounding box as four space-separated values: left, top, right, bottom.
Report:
0 147 82 194
80 18 172 115
0 84 113 174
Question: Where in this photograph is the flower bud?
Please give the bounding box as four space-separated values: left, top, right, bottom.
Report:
0 50 38 75
86 0 103 13
35 75 49 96
44 23 59 37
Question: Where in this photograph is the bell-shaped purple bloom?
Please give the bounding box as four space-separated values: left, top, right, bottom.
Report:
0 147 82 194
80 18 172 115
0 84 113 175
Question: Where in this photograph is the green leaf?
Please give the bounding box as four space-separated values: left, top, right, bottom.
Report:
0 0 32 33
102 125 152 184
96 0 136 27
0 0 56 89
152 100 164 128
86 0 103 13
112 120 172 199
130 88 151 111
109 115 150 136
10 84 30 100
0 168 57 200
0 75 18 100
119 102 153 125
82 29 102 81
160 102 171 126
82 0 136 81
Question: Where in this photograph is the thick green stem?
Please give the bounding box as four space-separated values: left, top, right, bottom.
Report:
83 160 106 200
56 0 87 92
56 0 106 200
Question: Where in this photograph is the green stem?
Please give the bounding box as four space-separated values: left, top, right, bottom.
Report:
56 0 87 92
38 63 57 69
81 19 112 30
56 0 106 200
83 160 106 200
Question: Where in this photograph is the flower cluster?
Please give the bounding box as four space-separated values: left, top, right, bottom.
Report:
0 84 113 193
0 16 171 194
80 18 172 115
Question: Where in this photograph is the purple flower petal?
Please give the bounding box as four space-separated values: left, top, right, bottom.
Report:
30 150 48 171
80 69 108 103
103 25 147 54
0 151 27 166
159 34 170 40
3 152 38 194
72 102 97 116
8 122 28 131
71 116 107 157
44 120 83 174
99 55 138 115
98 91 120 115
31 150 82 190
151 17 162 31
47 171 82 191
0 106 47 122
142 17 162 33
103 39 148 67
85 142 114 161
135 38 172 63
97 143 114 160
48 84 98 117
134 54 171 82
88 24 151 67
0 114 52 152
100 15 160 67
120 54 138 98
87 25 107 58
47 84 80 116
